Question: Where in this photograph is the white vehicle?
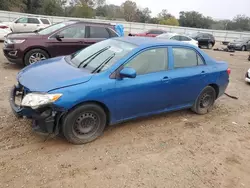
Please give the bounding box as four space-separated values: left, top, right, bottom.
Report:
245 68 250 83
157 32 199 47
8 17 51 33
0 22 11 41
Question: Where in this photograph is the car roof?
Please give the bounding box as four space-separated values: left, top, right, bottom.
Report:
115 37 194 47
73 21 113 26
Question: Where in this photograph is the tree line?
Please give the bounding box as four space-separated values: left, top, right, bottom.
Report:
0 0 250 31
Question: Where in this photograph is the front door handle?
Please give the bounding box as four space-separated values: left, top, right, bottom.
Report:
201 71 205 74
161 76 169 82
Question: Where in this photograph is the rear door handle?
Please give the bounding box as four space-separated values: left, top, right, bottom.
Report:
201 71 205 74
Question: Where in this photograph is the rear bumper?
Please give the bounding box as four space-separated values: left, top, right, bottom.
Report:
9 85 65 134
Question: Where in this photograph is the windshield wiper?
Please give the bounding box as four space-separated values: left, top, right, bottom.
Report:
92 53 116 74
77 46 111 68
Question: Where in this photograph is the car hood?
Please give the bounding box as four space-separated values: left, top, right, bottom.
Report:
7 32 41 39
17 56 93 92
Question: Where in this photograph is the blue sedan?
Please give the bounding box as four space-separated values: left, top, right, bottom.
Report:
10 37 230 144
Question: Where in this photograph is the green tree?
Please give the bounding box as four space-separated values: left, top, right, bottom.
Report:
227 15 250 31
159 17 179 26
42 0 64 16
179 11 213 29
136 7 151 23
70 3 95 18
96 4 123 19
121 0 138 21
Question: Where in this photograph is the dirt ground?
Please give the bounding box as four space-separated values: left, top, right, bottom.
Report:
0 43 250 188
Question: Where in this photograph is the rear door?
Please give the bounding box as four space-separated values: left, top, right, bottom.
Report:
47 24 88 57
165 47 209 107
27 18 41 31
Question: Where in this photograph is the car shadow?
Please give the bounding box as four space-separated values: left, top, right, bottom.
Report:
1 61 23 70
105 109 193 132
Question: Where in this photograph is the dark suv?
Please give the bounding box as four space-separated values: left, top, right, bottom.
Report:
3 21 118 66
191 32 215 49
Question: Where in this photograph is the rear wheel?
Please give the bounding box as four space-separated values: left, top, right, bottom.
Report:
192 86 216 115
241 45 246 51
24 49 49 66
207 43 213 49
62 104 107 145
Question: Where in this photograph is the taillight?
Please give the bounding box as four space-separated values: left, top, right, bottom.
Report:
227 68 231 75
0 25 8 29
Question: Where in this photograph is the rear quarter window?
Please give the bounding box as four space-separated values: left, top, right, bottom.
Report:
108 28 119 38
89 26 110 38
40 19 50 25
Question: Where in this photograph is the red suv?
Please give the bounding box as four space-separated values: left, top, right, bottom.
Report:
3 21 118 66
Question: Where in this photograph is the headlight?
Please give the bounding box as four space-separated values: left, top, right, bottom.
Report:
21 93 62 109
7 39 25 44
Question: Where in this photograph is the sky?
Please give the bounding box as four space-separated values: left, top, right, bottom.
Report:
106 0 250 20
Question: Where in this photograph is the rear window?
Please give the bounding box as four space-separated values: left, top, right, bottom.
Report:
40 19 50 25
108 28 119 37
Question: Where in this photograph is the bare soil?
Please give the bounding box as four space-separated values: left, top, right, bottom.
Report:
0 43 250 188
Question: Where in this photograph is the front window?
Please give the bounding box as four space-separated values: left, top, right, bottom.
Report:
67 39 137 73
38 22 71 35
125 48 168 75
56 25 85 38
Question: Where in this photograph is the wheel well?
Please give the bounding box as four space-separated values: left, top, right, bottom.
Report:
69 101 111 125
23 47 51 62
209 84 219 98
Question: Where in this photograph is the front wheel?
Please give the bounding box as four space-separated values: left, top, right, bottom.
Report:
24 49 49 66
191 86 216 115
62 104 107 145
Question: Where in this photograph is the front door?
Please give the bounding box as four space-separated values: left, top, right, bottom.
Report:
114 47 170 120
46 24 88 57
13 17 29 32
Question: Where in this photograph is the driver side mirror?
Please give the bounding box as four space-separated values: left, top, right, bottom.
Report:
55 34 64 41
120 67 136 78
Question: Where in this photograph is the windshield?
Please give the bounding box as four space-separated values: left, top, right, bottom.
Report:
68 39 137 73
157 33 172 39
38 22 67 35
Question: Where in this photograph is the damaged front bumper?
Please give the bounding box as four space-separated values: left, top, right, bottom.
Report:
9 84 66 135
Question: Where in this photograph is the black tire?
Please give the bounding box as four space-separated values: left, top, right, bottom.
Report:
24 49 49 66
207 43 213 49
241 45 246 51
62 104 107 145
191 86 216 115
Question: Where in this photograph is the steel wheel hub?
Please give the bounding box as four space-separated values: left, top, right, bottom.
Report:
200 93 212 108
73 112 98 135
